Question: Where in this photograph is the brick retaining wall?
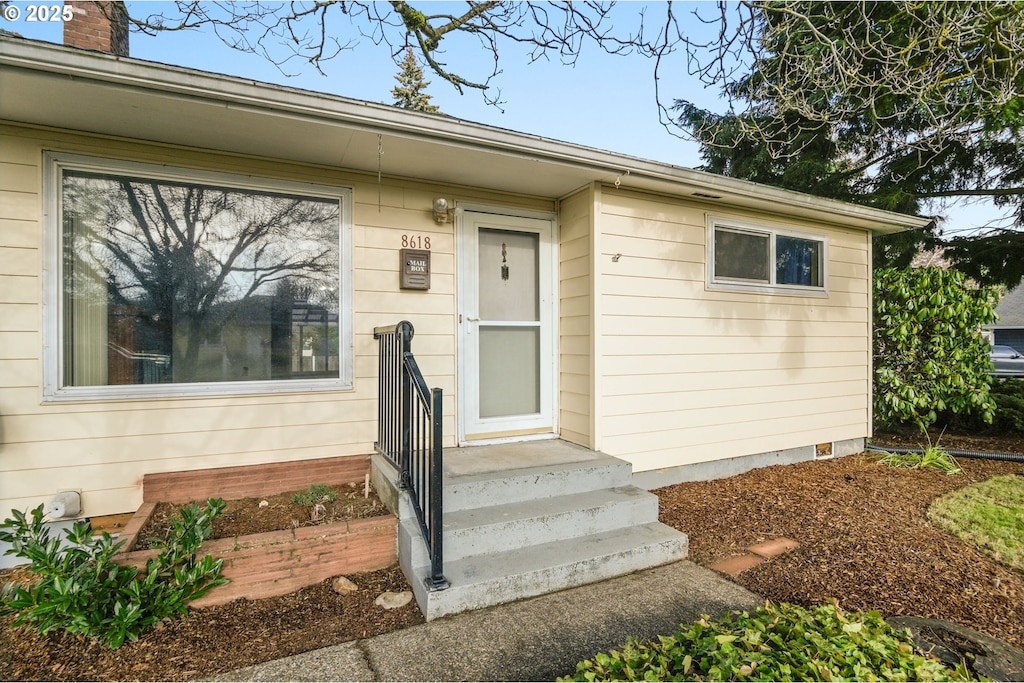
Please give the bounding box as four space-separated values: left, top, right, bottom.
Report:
120 455 397 606
117 512 397 607
142 455 371 504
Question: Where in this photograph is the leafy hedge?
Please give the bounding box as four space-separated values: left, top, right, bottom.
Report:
989 379 1024 432
1 499 227 648
561 602 979 682
940 378 1024 435
873 268 998 432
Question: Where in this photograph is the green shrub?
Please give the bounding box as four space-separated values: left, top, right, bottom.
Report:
560 602 979 682
879 436 961 475
993 379 1024 432
873 268 998 432
880 449 962 475
291 484 338 506
0 498 227 648
941 378 1024 435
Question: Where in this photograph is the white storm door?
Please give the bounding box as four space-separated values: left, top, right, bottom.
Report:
459 212 556 441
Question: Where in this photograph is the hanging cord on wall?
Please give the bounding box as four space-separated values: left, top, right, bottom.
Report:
377 134 384 213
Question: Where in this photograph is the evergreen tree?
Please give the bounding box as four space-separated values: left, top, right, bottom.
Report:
392 48 440 114
673 2 1024 287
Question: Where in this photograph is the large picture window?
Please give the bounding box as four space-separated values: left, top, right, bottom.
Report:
44 153 352 399
709 219 826 294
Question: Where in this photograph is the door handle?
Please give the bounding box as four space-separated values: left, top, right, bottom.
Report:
466 316 480 322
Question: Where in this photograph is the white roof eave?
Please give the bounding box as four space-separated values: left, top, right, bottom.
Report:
0 37 929 234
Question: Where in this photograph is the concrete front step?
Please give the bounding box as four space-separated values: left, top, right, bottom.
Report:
443 486 659 562
408 521 689 620
401 485 661 568
372 443 690 622
444 455 633 512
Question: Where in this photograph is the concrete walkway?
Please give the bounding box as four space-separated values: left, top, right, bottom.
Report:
212 560 760 682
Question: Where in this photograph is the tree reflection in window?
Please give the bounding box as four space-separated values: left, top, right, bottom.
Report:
62 170 341 387
776 235 822 287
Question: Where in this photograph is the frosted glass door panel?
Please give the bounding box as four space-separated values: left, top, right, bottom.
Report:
479 326 540 418
459 212 553 439
478 229 539 322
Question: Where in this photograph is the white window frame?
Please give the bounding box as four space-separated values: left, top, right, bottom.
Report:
42 151 354 401
706 216 829 297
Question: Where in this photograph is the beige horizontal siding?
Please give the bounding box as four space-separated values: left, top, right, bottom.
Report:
602 273 869 309
0 246 35 276
0 190 39 221
6 416 379 469
604 317 868 339
595 188 872 471
603 380 866 417
602 334 867 357
604 365 867 396
605 396 861 438
0 122 552 517
0 161 37 192
0 218 39 249
557 187 593 449
0 331 37 359
622 421 870 473
601 294 866 323
604 408 867 458
0 274 35 304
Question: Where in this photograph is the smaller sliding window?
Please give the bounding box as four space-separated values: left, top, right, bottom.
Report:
713 228 770 283
709 219 827 294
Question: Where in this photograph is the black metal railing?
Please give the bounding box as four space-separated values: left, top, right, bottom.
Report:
373 321 448 591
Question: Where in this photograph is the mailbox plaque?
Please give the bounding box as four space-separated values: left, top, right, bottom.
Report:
400 248 431 290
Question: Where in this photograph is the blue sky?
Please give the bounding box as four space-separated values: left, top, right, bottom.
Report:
2 1 1003 233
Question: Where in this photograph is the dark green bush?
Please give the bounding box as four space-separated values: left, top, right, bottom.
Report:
560 602 979 682
994 380 1024 432
873 268 998 432
0 498 227 648
940 378 1024 435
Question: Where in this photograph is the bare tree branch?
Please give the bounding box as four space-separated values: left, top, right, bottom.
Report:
115 1 668 107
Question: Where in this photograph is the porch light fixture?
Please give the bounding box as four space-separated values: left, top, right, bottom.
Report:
432 197 450 223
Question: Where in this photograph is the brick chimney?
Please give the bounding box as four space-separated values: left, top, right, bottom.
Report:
63 1 129 57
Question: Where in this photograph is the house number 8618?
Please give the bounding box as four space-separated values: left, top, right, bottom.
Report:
402 235 431 249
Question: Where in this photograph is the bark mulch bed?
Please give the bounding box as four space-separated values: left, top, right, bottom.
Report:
2 434 1022 680
0 565 422 681
657 438 1024 653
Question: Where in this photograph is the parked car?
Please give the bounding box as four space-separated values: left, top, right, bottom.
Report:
990 345 1024 377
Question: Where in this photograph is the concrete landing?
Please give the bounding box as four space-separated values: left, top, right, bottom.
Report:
443 438 605 476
